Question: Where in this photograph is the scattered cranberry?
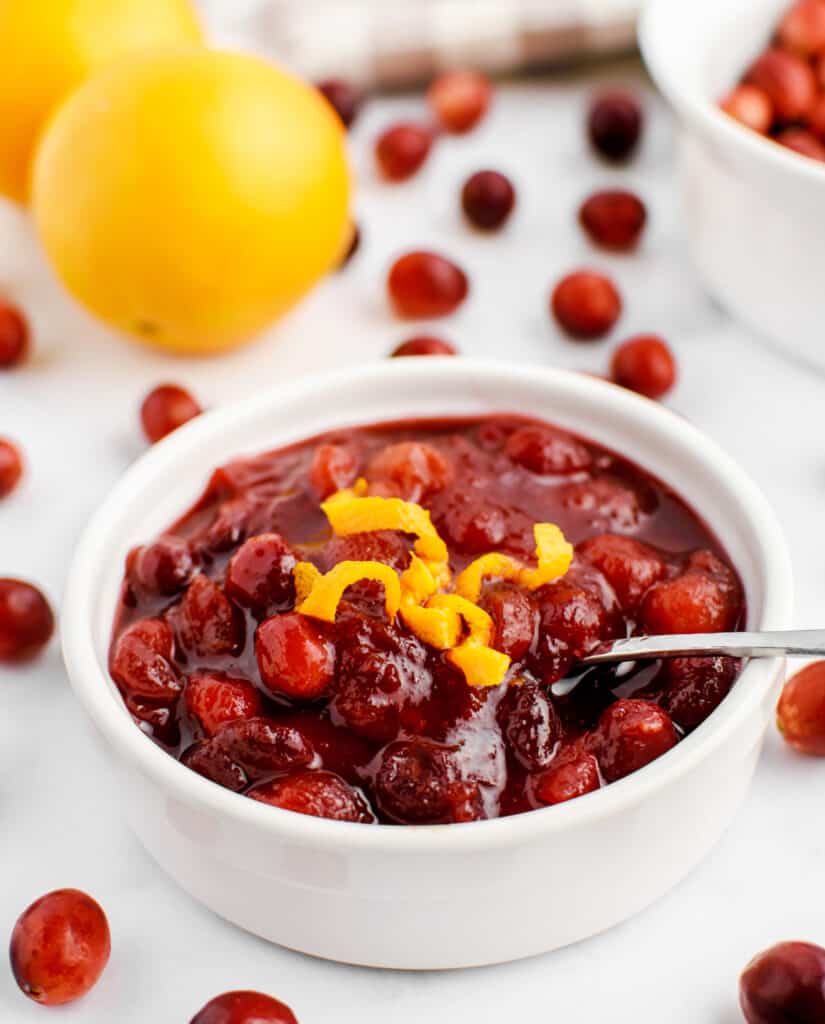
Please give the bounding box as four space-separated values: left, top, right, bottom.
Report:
740 941 825 1024
316 77 362 128
720 84 775 133
777 661 825 754
577 534 668 613
337 224 360 270
776 127 825 160
658 656 739 731
215 717 315 777
531 749 601 805
387 250 468 318
590 699 678 782
190 989 298 1024
0 578 54 662
778 0 825 56
110 617 180 700
579 190 647 251
309 442 359 498
375 123 434 181
0 300 29 368
367 440 451 501
247 770 374 822
551 270 622 340
225 533 296 610
140 384 202 444
256 612 335 700
178 576 244 657
587 91 642 161
391 335 458 357
10 889 110 1006
746 48 817 122
505 424 592 475
610 334 677 399
185 671 261 737
128 535 195 595
427 69 493 133
0 437 23 497
461 170 515 230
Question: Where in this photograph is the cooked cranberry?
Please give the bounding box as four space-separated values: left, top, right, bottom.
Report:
320 530 412 573
129 535 195 595
551 270 622 340
498 681 562 770
110 617 180 700
184 671 261 736
316 77 362 128
374 738 481 824
577 533 667 613
177 576 244 657
640 549 741 634
225 534 296 610
248 769 374 822
579 190 647 251
779 0 825 55
337 223 360 269
0 578 53 662
190 989 298 1024
777 661 825 755
720 84 774 133
375 122 434 181
0 301 29 368
746 48 816 122
10 889 110 1006
387 251 469 318
214 716 315 777
587 91 642 161
0 437 23 497
391 335 458 357
562 476 649 532
590 699 678 782
428 69 493 133
480 582 536 660
461 170 516 230
438 497 507 554
658 656 739 731
610 335 677 399
740 941 825 1024
776 128 825 161
182 739 248 791
309 442 359 498
201 497 252 553
256 612 334 700
367 440 451 501
140 383 202 444
505 424 592 475
531 748 601 805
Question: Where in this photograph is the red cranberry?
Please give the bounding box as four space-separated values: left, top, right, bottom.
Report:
336 223 360 270
316 77 362 128
0 300 29 368
590 698 678 782
577 533 667 613
178 576 244 657
190 989 298 1024
201 496 252 553
808 93 825 137
587 91 642 161
0 578 54 662
551 270 622 340
505 424 592 475
225 533 296 610
778 0 825 55
720 84 774 133
10 889 110 1006
610 334 677 399
640 549 741 635
579 190 647 251
110 617 180 700
746 48 816 122
374 738 482 824
777 661 825 755
140 384 202 444
375 123 434 181
366 440 451 502
531 749 601 805
498 681 562 770
437 496 507 554
658 656 739 731
182 739 248 791
129 535 195 595
0 437 24 497
247 769 374 822
309 442 359 499
256 612 334 700
480 582 536 660
184 671 261 736
387 251 468 318
740 941 825 1024
320 530 412 573
391 335 457 357
428 69 493 133
562 476 649 532
215 717 315 777
776 128 825 161
461 170 516 230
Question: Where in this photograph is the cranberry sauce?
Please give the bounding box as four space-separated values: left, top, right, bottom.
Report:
109 415 745 825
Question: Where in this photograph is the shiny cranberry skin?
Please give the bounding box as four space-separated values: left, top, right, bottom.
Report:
129 535 195 595
590 699 678 782
562 475 650 532
588 91 642 161
110 617 180 700
579 190 647 251
190 990 298 1024
740 941 825 1024
320 530 412 573
391 335 458 357
720 84 774 133
505 424 592 475
746 48 816 122
777 661 825 755
10 889 110 1006
215 716 315 777
776 128 825 161
178 576 244 657
611 334 677 399
0 437 23 497
309 442 359 498
140 383 201 444
428 69 493 133
374 738 482 824
480 582 536 660
532 749 601 805
256 612 334 700
437 496 507 554
375 122 434 181
499 681 562 770
577 533 667 613
225 533 296 610
641 550 741 634
248 770 374 822
0 578 54 662
551 270 621 340
461 170 515 230
316 77 362 128
184 671 261 737
0 301 29 368
779 0 825 55
388 251 468 318
658 656 739 731
367 440 451 501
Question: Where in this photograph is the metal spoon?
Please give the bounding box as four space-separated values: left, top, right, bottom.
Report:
581 629 825 665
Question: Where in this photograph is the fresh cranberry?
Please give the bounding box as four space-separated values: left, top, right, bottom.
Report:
531 748 601 805
316 77 362 128
0 301 29 368
387 251 469 318
658 656 739 731
551 270 622 340
0 578 53 662
309 442 359 499
562 476 650 532
248 769 374 822
366 440 451 501
610 335 677 399
427 69 493 133
319 530 412 573
10 889 110 1006
461 170 516 230
182 739 248 791
225 534 296 611
746 48 816 122
184 671 261 736
190 989 298 1024
140 383 202 444
256 612 334 700
480 582 536 660
590 699 678 782
776 128 825 161
579 190 647 251
214 716 315 777
375 123 434 181
720 84 774 133
640 549 742 634
777 661 825 755
337 223 360 269
177 576 244 657
110 617 180 700
128 535 195 595
587 91 642 161
391 335 458 357
577 533 668 613
778 0 825 55
498 681 562 770
808 93 825 138
505 423 592 474
740 941 825 1024
374 738 483 824
0 437 23 497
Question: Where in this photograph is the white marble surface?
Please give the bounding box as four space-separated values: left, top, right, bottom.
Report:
3 57 825 1024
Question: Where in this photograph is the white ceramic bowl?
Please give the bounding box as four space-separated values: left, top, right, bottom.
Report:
640 0 825 371
62 360 792 969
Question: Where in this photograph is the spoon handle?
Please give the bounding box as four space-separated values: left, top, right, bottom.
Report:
581 630 825 665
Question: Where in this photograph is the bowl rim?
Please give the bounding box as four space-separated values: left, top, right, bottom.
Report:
61 359 793 853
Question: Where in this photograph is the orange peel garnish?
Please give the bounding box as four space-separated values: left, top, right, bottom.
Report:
294 561 323 604
321 493 448 563
296 560 401 623
520 523 574 590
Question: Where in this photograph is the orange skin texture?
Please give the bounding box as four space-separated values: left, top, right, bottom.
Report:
778 661 825 755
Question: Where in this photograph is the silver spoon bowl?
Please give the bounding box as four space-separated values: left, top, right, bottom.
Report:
581 629 825 665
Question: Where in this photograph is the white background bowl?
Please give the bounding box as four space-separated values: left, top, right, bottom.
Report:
61 359 792 969
640 0 825 371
